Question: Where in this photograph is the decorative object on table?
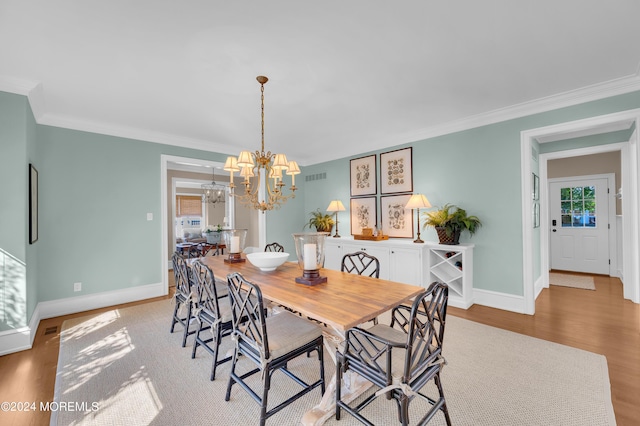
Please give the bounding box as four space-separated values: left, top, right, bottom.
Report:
422 203 482 245
201 170 226 205
29 163 38 244
349 154 377 196
404 193 432 243
380 194 413 238
221 229 248 263
350 197 377 236
326 200 346 238
203 224 223 244
246 252 290 271
292 232 329 285
304 209 335 233
223 76 301 213
380 147 413 194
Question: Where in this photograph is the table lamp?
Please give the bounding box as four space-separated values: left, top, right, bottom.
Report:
404 194 432 243
326 200 346 238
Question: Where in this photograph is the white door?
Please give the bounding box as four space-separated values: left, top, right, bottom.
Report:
549 177 610 274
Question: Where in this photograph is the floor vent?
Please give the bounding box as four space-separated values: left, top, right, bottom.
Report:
305 172 327 182
44 326 58 335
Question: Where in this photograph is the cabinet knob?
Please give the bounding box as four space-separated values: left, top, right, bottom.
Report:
391 251 395 254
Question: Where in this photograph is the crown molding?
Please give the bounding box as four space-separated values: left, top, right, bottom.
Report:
3 72 640 166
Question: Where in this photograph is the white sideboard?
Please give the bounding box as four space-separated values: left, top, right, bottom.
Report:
324 237 474 308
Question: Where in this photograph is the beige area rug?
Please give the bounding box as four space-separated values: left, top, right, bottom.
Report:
52 300 616 426
550 272 596 290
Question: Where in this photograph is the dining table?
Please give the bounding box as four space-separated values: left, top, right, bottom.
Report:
200 254 425 425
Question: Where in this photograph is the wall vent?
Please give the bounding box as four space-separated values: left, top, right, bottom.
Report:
305 172 327 182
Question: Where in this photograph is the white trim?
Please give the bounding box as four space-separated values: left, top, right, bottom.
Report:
0 282 164 356
522 109 640 315
3 73 640 166
472 288 526 314
546 173 617 277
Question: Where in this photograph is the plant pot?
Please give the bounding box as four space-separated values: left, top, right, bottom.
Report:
316 225 333 234
435 227 460 245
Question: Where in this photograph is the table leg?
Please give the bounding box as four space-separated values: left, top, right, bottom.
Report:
301 328 371 426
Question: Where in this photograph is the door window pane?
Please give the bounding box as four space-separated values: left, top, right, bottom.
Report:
560 185 597 228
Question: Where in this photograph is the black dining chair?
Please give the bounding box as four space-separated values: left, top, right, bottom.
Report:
190 259 233 380
170 252 197 347
336 282 451 426
341 251 381 324
264 242 284 252
225 272 326 426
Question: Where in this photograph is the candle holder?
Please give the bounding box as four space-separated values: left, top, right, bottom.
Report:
221 229 248 263
292 232 330 285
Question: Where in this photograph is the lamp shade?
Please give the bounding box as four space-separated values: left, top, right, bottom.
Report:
223 156 240 172
237 150 255 168
286 160 301 175
272 153 289 170
326 200 346 212
405 194 432 209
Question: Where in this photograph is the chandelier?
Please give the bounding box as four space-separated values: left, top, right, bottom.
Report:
224 76 301 212
201 170 226 205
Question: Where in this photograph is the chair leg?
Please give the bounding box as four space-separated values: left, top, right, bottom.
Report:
191 319 202 359
181 302 192 347
210 326 221 381
259 368 271 426
435 373 452 426
170 300 181 333
335 355 343 420
225 349 239 401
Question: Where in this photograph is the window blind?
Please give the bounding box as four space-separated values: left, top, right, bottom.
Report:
176 195 202 217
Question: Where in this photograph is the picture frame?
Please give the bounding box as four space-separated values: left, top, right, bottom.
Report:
533 201 540 228
380 147 413 194
380 194 413 238
350 197 377 235
532 172 539 201
29 163 38 244
350 155 377 197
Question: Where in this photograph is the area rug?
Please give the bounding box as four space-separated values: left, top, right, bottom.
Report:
52 300 615 426
550 272 596 290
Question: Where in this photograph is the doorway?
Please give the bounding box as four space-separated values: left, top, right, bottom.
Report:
520 109 640 314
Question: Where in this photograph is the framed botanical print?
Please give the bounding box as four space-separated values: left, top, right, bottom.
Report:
380 147 413 194
350 197 377 235
350 155 377 196
29 163 38 244
380 194 413 238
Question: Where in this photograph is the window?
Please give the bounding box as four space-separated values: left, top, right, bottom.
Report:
176 195 202 217
560 186 596 227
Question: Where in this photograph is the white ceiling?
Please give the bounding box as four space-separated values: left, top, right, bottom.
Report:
2 0 640 166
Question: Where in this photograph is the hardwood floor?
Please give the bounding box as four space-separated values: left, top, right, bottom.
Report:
0 274 638 425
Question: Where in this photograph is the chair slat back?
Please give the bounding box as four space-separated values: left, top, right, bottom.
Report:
226 272 269 359
191 260 224 318
264 242 284 252
341 251 380 278
404 282 448 380
172 252 191 296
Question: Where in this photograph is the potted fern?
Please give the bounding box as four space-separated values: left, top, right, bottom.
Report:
421 204 482 245
304 209 335 233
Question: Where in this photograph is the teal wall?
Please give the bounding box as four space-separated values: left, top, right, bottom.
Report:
302 91 640 297
3 87 640 333
0 92 28 331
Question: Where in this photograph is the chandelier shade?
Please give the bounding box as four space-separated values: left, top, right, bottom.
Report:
225 76 301 212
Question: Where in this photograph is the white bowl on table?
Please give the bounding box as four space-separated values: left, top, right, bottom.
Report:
246 252 290 271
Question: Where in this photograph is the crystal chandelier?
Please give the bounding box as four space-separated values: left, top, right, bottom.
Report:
224 76 301 212
201 170 226 205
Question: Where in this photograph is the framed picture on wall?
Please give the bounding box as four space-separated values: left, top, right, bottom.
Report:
350 197 377 235
350 155 377 196
380 194 413 238
380 147 413 194
532 173 539 201
29 163 38 244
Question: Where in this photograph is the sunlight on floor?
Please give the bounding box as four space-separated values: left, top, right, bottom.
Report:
62 309 122 340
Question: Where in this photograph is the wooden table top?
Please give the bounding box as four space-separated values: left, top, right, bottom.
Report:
200 255 425 331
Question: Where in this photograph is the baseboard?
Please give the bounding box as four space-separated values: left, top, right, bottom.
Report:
0 282 166 356
472 288 526 314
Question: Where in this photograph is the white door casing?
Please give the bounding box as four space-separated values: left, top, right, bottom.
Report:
549 175 612 275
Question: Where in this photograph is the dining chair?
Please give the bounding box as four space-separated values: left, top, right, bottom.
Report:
225 272 326 426
335 282 451 426
341 251 381 324
170 252 197 347
190 259 233 380
264 242 284 252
